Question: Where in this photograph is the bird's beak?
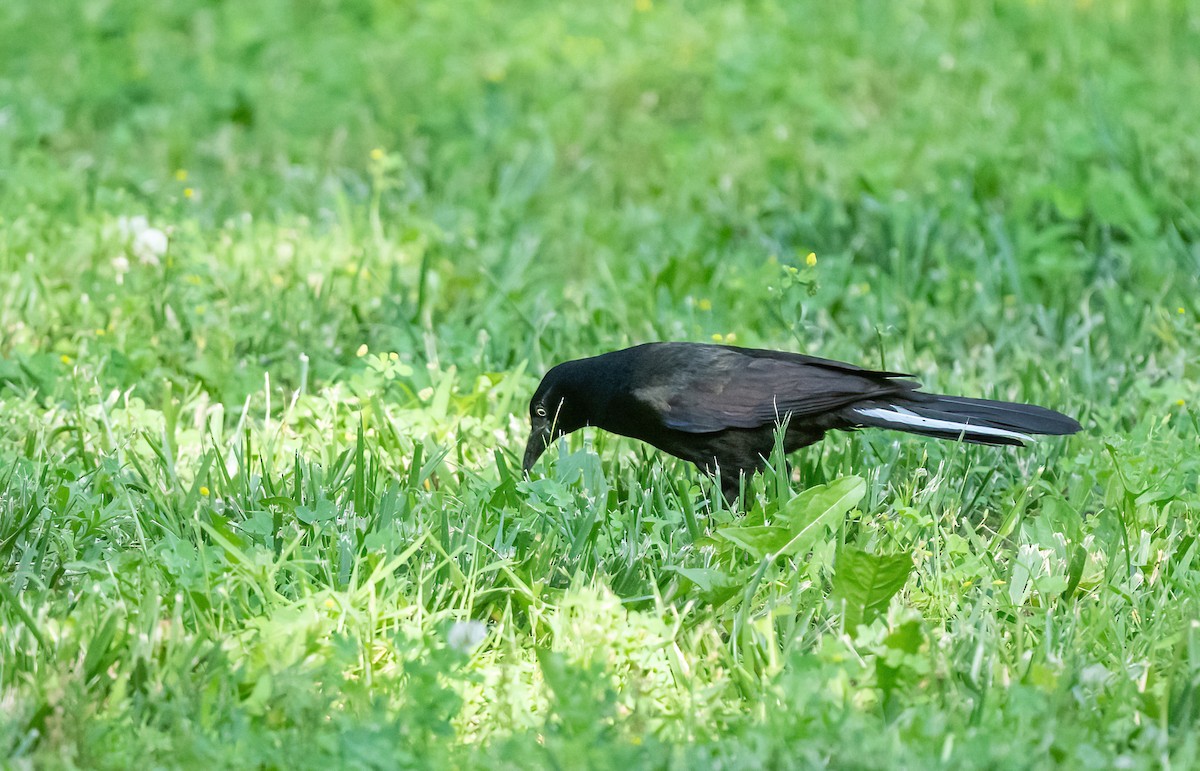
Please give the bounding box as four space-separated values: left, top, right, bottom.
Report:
523 427 551 472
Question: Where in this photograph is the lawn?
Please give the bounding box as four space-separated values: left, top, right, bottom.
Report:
2 0 1199 767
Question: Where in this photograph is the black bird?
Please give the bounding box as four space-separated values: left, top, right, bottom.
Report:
523 343 1081 500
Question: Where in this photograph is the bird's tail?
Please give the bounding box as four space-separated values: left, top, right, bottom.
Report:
845 393 1081 446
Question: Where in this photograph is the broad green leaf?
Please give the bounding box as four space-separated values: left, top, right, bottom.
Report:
672 566 744 606
296 498 337 525
717 476 866 560
715 525 791 560
777 475 866 554
672 566 733 592
779 475 866 529
832 548 913 629
884 620 924 655
877 620 926 701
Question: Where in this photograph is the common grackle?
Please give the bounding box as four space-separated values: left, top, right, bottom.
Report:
523 343 1080 500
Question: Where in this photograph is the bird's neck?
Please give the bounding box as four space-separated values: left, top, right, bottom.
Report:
565 355 642 433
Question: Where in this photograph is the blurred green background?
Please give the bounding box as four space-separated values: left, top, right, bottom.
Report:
2 0 1199 767
4 0 1198 392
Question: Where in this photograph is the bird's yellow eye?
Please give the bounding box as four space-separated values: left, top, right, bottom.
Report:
535 406 547 418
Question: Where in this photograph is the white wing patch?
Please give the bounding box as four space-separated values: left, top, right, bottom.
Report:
853 405 1032 444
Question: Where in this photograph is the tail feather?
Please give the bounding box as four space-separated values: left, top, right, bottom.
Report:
847 393 1081 446
915 394 1082 434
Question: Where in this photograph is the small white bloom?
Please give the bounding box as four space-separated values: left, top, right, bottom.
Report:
112 255 130 285
447 620 487 654
133 227 168 264
1080 663 1111 689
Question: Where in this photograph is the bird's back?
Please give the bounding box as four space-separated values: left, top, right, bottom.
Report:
617 343 916 434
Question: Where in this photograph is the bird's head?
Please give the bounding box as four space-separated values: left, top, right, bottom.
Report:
523 361 591 472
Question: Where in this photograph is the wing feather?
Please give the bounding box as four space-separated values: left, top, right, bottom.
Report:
631 345 913 434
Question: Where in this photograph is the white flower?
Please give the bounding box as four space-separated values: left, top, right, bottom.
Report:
116 215 168 265
133 227 168 265
1079 663 1111 689
1008 544 1052 606
111 255 130 285
447 620 487 654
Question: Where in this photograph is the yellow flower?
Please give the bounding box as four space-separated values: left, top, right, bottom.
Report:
199 486 210 497
370 148 385 161
697 298 712 311
60 354 72 365
388 352 399 361
1178 399 1187 407
183 188 194 199
725 332 737 343
711 333 723 342
1178 307 1186 315
95 329 106 336
482 66 506 83
356 344 369 357
635 0 652 11
805 252 817 267
174 169 188 181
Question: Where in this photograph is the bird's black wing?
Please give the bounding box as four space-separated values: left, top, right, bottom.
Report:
714 345 912 378
629 344 916 434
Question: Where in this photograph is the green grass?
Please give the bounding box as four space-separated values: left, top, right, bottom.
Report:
2 0 1200 767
